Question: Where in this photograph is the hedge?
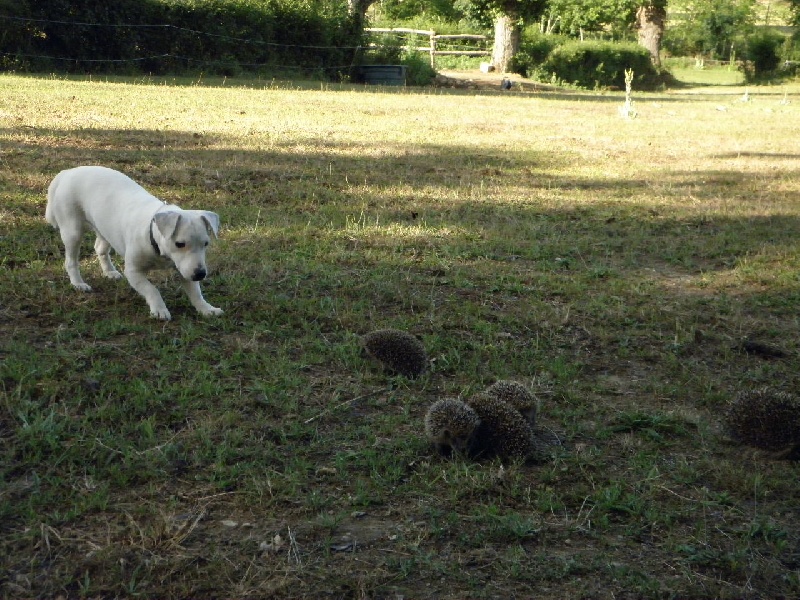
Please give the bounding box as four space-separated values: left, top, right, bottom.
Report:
542 40 661 89
0 0 361 77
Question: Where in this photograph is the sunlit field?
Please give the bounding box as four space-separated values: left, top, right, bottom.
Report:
2 71 800 599
670 64 747 86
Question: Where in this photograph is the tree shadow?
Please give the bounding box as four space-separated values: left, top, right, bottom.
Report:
4 125 799 270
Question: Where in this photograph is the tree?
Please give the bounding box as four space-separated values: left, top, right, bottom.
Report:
635 0 666 65
665 0 755 60
787 0 800 27
492 2 522 71
545 0 637 38
347 0 377 27
378 0 460 20
544 0 664 64
381 0 662 73
454 0 546 72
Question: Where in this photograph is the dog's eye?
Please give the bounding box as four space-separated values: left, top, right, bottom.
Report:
175 242 186 249
204 241 209 247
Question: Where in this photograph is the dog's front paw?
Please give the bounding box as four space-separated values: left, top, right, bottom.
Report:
200 306 224 317
150 307 172 320
72 282 92 292
103 271 124 280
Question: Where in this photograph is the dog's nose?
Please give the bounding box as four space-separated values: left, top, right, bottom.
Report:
192 268 207 281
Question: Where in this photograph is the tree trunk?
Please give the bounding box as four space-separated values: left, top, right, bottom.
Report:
636 3 666 67
347 0 374 17
492 12 521 73
347 0 375 29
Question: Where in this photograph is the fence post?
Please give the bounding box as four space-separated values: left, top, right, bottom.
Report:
429 31 436 69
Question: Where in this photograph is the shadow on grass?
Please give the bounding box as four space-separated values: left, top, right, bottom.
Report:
3 125 800 271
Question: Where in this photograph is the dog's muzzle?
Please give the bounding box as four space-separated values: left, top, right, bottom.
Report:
192 268 207 281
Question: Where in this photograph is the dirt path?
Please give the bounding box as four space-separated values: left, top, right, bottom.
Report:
434 69 560 92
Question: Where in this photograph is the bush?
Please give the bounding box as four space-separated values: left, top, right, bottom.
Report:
509 28 569 77
541 40 660 89
358 37 436 86
745 29 786 78
401 50 437 85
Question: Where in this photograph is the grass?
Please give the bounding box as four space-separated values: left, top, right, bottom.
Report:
669 64 747 86
2 70 800 598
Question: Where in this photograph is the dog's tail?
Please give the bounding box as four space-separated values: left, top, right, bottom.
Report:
44 171 62 229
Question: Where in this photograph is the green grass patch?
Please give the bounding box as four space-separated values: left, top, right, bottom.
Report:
669 64 747 86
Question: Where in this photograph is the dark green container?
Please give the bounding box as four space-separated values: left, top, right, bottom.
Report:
356 65 407 86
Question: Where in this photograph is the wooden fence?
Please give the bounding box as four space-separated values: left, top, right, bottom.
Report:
365 28 490 68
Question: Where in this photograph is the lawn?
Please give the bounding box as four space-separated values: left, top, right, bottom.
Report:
2 72 800 599
666 63 747 86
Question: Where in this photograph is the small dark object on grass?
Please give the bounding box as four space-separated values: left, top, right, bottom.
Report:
466 393 532 461
741 339 788 359
724 387 800 459
485 380 537 425
501 78 512 90
362 329 428 378
424 398 481 457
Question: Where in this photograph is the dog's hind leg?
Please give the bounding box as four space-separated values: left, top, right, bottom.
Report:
181 280 223 317
59 225 92 292
94 235 123 280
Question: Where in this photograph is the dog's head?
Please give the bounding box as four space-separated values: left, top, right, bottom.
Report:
152 209 220 281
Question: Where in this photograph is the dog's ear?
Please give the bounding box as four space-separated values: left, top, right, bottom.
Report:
200 211 220 239
153 211 182 241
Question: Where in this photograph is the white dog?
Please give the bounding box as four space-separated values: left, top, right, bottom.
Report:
45 165 222 320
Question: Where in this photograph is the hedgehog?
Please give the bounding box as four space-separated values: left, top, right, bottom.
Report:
465 393 533 462
362 329 428 379
528 425 565 463
724 387 800 458
424 398 481 457
485 380 537 426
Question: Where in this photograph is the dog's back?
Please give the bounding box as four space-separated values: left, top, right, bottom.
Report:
45 166 158 231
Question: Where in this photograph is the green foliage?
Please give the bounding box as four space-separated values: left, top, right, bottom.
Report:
401 51 438 85
782 35 800 62
541 39 660 89
745 29 786 77
545 0 638 37
359 33 436 86
453 0 548 29
0 0 360 77
664 0 756 60
509 27 569 76
377 0 461 22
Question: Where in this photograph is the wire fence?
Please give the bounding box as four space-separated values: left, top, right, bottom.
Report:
0 14 364 75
